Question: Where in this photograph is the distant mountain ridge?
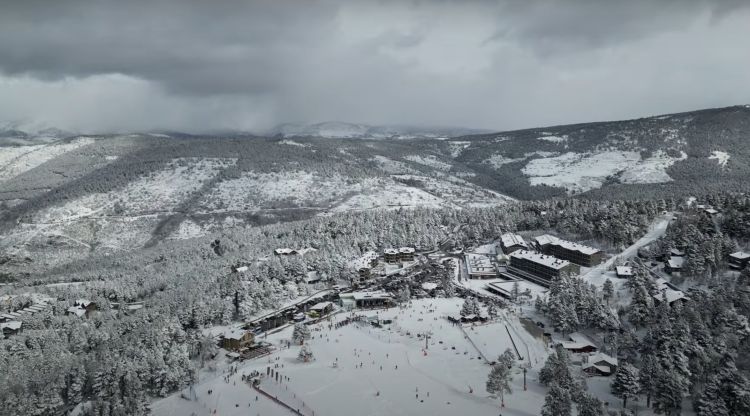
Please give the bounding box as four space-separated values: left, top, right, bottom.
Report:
267 121 491 139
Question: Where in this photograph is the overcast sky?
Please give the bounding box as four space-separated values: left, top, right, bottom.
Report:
0 0 748 134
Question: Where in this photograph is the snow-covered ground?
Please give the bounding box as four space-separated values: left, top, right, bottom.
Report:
522 150 686 194
332 181 447 212
151 299 550 416
447 141 471 157
708 150 730 167
404 155 452 171
34 158 234 222
484 154 525 169
0 137 95 182
536 135 568 144
202 170 359 212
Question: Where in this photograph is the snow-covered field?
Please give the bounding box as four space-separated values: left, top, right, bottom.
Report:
404 155 452 171
332 180 447 212
201 170 358 212
150 299 550 416
536 134 568 144
522 150 686 193
34 158 234 222
484 154 525 169
0 137 95 182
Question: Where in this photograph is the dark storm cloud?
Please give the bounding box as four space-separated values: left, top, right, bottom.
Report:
0 0 749 133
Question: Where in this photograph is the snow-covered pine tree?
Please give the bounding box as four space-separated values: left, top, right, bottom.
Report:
576 392 605 416
611 362 640 409
541 384 572 416
603 279 614 304
291 323 311 345
460 297 477 317
486 362 513 407
297 345 314 362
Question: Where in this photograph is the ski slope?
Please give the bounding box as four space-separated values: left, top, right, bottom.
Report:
150 299 549 416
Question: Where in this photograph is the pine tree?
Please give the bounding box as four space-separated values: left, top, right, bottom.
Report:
541 384 572 416
486 362 513 407
539 346 574 389
638 353 658 408
611 363 640 409
460 297 478 316
603 279 614 304
576 392 605 416
297 345 314 362
291 323 311 345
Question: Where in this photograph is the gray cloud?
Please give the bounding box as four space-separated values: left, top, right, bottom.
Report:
0 0 748 133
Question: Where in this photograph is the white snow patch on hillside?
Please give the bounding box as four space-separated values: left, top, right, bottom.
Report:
523 150 684 194
619 150 687 184
202 171 360 212
393 174 512 207
536 135 567 143
279 139 310 148
485 154 525 169
404 155 452 171
448 141 471 157
709 150 730 167
36 158 234 222
333 181 447 212
0 137 95 182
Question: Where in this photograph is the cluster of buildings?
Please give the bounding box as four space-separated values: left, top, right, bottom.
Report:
0 294 55 338
464 233 604 288
498 233 603 286
383 247 416 263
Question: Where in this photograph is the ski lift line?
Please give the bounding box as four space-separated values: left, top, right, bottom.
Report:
504 324 524 361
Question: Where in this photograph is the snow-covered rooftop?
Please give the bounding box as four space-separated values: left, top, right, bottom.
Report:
465 253 496 276
1 321 22 331
500 233 527 249
310 301 334 311
348 291 393 301
384 248 399 255
421 282 438 291
222 328 249 341
667 256 684 269
399 247 415 254
730 251 750 260
615 266 633 276
588 352 618 367
653 289 687 304
510 250 571 270
236 266 249 273
535 234 600 255
76 299 92 307
67 306 86 317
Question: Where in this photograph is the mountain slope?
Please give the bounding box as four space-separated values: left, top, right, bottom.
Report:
1 105 749 269
451 104 750 199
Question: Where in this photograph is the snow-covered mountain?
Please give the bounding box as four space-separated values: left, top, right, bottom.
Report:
267 121 490 139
